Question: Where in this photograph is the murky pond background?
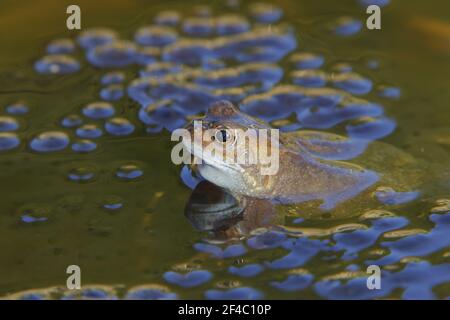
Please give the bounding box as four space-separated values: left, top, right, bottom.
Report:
0 0 449 299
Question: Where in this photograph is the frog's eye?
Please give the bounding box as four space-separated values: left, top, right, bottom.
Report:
214 129 235 144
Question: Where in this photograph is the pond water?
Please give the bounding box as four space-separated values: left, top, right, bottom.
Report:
0 0 449 299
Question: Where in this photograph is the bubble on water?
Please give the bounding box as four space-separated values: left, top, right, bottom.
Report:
71 139 97 153
115 164 143 180
183 17 215 37
61 114 83 128
290 52 324 70
87 40 138 68
163 270 213 288
102 196 123 210
249 3 283 23
46 38 76 54
0 132 20 151
76 124 103 139
77 28 118 49
331 72 372 95
154 10 181 26
68 166 96 182
104 117 135 136
205 287 263 300
378 85 401 99
332 17 363 36
138 101 186 131
99 84 124 101
346 116 396 140
30 131 70 152
134 25 178 47
6 102 29 115
216 14 250 35
34 55 80 75
0 116 19 131
82 102 115 119
101 71 125 85
291 70 327 87
125 285 178 300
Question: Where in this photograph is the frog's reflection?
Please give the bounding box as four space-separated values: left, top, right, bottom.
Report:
184 181 276 239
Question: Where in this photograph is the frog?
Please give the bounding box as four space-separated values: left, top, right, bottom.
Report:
182 100 436 219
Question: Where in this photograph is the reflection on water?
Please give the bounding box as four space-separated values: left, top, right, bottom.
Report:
0 0 449 299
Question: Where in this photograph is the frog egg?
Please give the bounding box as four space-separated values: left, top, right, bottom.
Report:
68 166 96 182
76 124 103 138
116 164 143 180
182 17 215 37
332 62 353 73
86 40 138 68
346 116 396 140
138 62 182 78
249 3 283 23
104 117 135 136
134 25 178 47
71 139 97 153
138 103 186 131
193 5 212 17
34 55 80 75
100 71 126 85
291 70 327 87
0 132 20 151
46 38 76 54
216 15 250 35
77 28 118 49
82 102 115 119
154 10 181 26
102 195 124 210
30 131 70 152
0 116 19 131
125 285 178 300
290 52 325 70
100 84 124 101
378 86 401 99
359 0 390 7
332 17 363 36
331 72 372 95
61 114 83 128
6 102 29 115
21 215 48 223
135 46 160 65
19 204 51 224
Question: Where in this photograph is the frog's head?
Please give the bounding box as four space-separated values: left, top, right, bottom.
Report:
183 100 280 195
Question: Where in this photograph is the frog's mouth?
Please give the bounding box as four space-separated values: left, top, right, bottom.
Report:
182 138 243 174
